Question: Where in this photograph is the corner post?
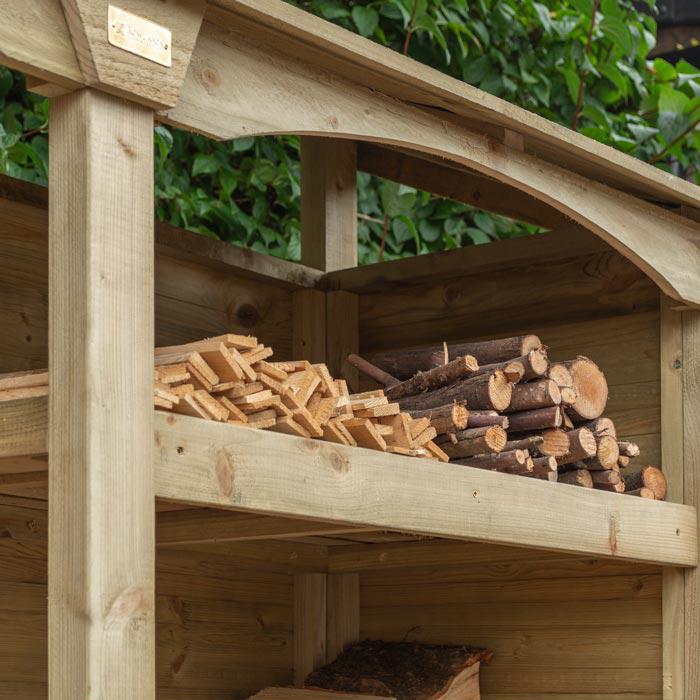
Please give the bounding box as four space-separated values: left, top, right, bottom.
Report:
660 296 700 700
48 89 155 698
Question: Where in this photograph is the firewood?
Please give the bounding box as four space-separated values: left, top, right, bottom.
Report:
355 403 401 418
627 487 655 499
155 363 190 384
380 413 413 449
463 410 506 429
547 363 573 389
583 435 620 470
474 349 549 383
155 350 219 388
453 449 531 474
398 371 512 413
618 455 630 469
154 382 179 406
556 428 597 467
291 405 324 438
270 416 311 438
579 416 617 438
560 387 578 405
173 393 210 419
412 426 438 448
245 408 277 429
559 468 593 488
506 379 561 412
445 335 543 365
313 363 339 397
504 435 544 454
506 406 561 432
409 417 432 438
595 481 625 493
439 426 507 459
425 440 450 463
618 440 640 457
408 402 468 434
561 410 574 430
623 466 667 501
385 355 479 401
368 335 541 379
590 469 621 486
533 428 570 457
561 356 608 421
242 344 274 364
344 418 388 451
530 455 558 475
154 396 173 410
254 360 288 382
170 383 195 398
346 353 399 387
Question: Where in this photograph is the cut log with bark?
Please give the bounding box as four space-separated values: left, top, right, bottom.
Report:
561 356 608 421
627 487 655 499
623 466 667 501
579 417 617 439
453 449 532 474
408 403 468 434
504 435 544 454
590 470 621 486
385 356 479 401
506 379 561 412
472 349 549 384
506 406 562 432
368 335 541 379
595 481 625 493
617 441 640 457
398 371 512 413
530 456 558 476
347 353 399 387
304 640 492 700
559 469 593 488
437 426 507 459
466 410 509 429
547 363 573 389
556 428 597 467
584 435 620 471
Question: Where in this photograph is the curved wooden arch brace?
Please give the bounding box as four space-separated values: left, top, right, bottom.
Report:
164 18 700 307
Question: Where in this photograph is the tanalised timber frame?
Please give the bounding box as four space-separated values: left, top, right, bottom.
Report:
0 0 699 697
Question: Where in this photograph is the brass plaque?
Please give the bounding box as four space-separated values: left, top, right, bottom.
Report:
108 6 172 67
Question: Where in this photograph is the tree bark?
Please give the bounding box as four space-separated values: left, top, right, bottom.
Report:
347 354 399 387
506 406 562 432
623 466 667 500
368 335 541 378
504 435 544 454
617 440 640 457
398 371 512 412
385 356 479 401
439 426 507 459
578 416 617 438
506 379 561 412
408 402 468 434
590 469 621 486
559 468 593 488
453 448 531 474
473 349 549 383
556 428 597 467
467 410 509 429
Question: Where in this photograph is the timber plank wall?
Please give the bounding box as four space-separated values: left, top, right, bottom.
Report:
0 177 297 372
0 501 298 699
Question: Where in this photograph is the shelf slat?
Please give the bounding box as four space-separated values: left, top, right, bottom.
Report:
1 398 696 567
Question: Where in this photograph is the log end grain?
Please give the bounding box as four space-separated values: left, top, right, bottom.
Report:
565 356 609 421
488 370 513 412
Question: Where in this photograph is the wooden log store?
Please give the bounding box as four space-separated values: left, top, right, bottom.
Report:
0 0 699 698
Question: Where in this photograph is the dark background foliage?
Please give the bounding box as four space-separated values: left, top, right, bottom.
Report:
2 0 699 263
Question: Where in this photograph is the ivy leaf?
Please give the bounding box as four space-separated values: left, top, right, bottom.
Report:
561 68 581 104
351 5 379 37
192 153 219 176
600 16 632 56
533 3 552 33
418 218 441 242
658 86 691 143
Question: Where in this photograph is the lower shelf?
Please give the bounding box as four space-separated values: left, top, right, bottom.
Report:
0 397 696 567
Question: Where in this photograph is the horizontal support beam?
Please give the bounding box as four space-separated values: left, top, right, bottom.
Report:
1 399 696 566
156 508 380 546
357 143 567 230
165 17 700 306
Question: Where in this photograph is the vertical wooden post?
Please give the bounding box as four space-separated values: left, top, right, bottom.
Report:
682 308 700 698
326 291 360 391
661 296 700 700
326 573 360 663
301 137 357 272
48 89 155 699
293 289 327 362
660 297 685 700
294 573 327 686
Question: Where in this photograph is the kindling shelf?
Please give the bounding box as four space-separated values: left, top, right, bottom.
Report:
1 396 696 567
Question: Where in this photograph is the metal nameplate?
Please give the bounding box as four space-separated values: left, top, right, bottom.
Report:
108 6 172 67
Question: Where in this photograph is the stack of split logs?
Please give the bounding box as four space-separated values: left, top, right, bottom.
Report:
0 334 448 462
349 334 666 499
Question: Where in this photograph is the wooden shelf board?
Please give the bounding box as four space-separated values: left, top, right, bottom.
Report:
0 396 695 567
